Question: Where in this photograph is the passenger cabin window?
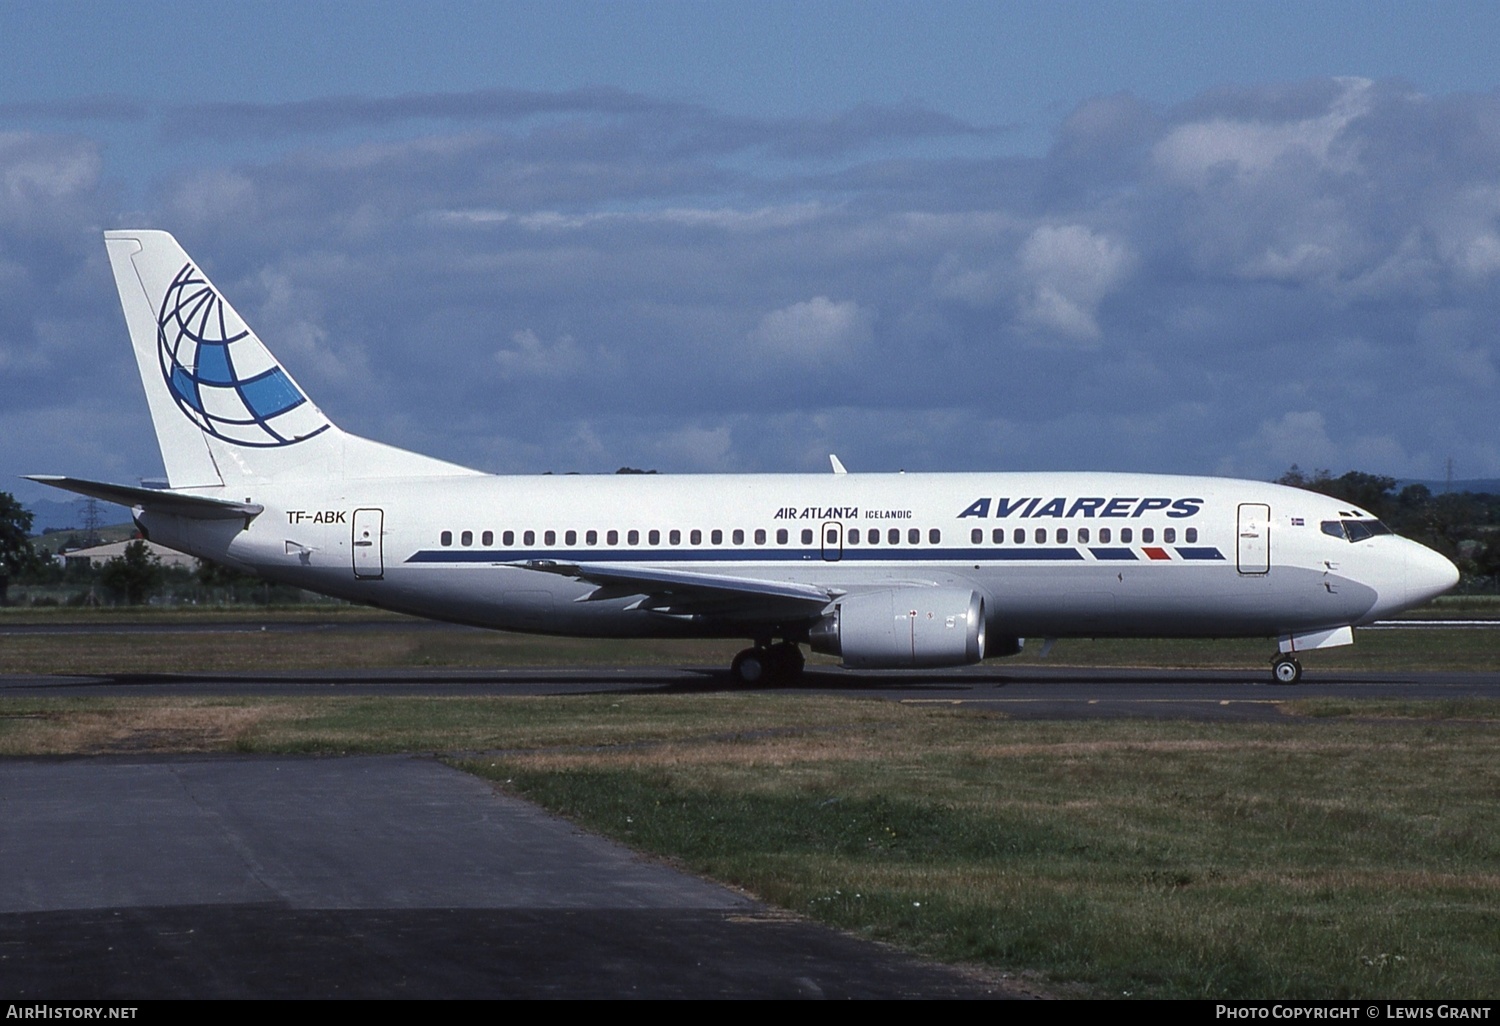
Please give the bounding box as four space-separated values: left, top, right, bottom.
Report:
777 528 788 544
544 530 555 546
1120 528 1133 543
1141 528 1154 543
1163 528 1175 543
971 528 983 544
565 530 576 545
586 530 598 545
711 529 723 544
669 529 680 545
754 528 767 544
1099 527 1111 543
733 529 744 544
690 529 701 545
1057 528 1068 543
908 528 920 544
648 529 659 545
847 530 859 545
992 528 1005 544
1035 528 1046 544
523 530 535 546
929 528 941 544
802 528 814 545
1078 527 1090 543
482 530 493 546
867 529 878 545
1014 528 1025 544
461 530 473 546
1186 528 1197 543
607 530 618 545
889 528 900 545
628 529 639 545
503 530 514 546
440 531 452 546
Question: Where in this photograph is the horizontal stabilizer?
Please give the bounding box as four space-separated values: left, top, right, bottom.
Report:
25 475 264 521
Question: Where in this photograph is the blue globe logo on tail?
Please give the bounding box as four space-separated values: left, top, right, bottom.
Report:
156 263 330 447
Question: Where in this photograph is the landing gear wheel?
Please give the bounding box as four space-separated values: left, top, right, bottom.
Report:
766 642 805 683
731 647 768 685
1271 655 1302 685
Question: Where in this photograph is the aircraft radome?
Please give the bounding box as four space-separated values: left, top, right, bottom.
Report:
30 231 1460 685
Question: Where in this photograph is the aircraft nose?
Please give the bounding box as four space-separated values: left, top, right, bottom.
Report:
1406 542 1460 605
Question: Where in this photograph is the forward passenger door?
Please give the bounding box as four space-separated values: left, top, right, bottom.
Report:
1237 503 1270 575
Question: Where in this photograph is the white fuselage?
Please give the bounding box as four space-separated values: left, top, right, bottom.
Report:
137 470 1457 644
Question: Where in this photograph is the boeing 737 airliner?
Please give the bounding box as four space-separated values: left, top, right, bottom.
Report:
30 231 1459 684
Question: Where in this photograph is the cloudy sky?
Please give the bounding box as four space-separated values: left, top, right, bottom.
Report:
4 1 1500 508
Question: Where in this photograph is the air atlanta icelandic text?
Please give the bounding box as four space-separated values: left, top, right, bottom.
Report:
958 496 1204 519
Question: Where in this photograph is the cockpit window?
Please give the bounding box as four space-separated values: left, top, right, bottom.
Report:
1323 519 1392 543
1342 519 1391 542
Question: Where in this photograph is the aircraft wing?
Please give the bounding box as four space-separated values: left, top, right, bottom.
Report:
25 475 264 521
507 559 839 618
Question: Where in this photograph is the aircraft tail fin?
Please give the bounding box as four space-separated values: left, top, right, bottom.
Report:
103 230 479 487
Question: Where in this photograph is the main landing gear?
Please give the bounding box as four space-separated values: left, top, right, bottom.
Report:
1271 654 1303 685
730 641 805 685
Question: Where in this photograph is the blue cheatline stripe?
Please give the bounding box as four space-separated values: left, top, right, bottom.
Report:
1089 548 1138 560
405 545 1093 565
1176 547 1226 560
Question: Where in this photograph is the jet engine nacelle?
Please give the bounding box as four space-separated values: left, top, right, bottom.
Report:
809 588 987 668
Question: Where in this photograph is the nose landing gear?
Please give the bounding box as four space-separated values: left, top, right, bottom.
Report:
1271 654 1303 685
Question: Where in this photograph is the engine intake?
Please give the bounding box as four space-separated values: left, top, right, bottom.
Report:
809 588 987 668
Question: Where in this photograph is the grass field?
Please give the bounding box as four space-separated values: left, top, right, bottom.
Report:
1 606 1496 998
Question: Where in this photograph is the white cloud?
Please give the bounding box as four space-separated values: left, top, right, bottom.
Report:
439 203 825 233
1017 224 1133 343
1153 77 1373 186
493 328 586 379
0 132 99 207
1244 411 1338 472
747 297 872 362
